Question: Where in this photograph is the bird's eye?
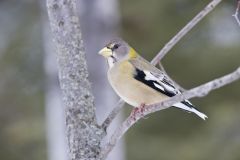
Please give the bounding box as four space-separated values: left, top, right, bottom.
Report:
113 44 120 50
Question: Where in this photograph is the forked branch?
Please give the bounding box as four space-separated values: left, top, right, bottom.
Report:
232 0 240 26
102 99 125 131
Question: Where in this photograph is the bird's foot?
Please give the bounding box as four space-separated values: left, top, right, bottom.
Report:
130 107 139 121
139 103 146 113
130 103 146 121
139 103 147 119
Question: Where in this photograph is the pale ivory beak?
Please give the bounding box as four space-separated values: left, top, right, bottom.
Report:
98 47 112 57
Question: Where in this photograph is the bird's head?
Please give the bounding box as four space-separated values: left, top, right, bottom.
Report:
98 38 137 66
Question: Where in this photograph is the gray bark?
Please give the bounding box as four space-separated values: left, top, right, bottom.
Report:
40 1 68 159
47 0 105 159
43 19 68 160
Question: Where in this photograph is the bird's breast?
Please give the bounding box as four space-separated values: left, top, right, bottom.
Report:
107 61 168 107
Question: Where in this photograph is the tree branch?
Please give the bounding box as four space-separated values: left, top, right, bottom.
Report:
151 0 222 64
101 99 125 131
101 0 222 130
232 0 240 26
100 67 240 159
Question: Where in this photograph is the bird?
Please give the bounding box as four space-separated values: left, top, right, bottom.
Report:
98 38 207 120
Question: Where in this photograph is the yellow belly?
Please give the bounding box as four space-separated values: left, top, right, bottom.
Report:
108 61 168 107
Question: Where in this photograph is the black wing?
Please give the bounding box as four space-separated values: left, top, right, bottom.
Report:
133 68 180 97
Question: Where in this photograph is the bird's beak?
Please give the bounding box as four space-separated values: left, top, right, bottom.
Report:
98 47 112 58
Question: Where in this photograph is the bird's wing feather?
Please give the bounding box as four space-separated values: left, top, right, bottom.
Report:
130 57 180 97
129 57 208 120
133 67 180 97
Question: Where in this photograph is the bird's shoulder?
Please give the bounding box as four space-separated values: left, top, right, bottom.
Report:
129 56 180 97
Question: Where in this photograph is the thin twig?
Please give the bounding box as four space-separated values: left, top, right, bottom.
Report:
102 99 125 131
232 0 240 26
151 0 222 64
100 67 240 159
158 63 186 92
101 0 222 130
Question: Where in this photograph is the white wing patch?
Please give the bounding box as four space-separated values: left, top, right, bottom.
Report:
144 71 163 81
159 81 176 93
153 82 164 91
143 70 178 95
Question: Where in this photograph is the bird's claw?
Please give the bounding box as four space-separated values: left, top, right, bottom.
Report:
130 103 146 121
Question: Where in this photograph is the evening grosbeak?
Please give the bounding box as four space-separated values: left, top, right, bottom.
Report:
98 38 207 120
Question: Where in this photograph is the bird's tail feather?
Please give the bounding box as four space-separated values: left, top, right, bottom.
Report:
173 101 208 120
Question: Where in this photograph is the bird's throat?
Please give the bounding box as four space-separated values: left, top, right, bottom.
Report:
107 56 116 68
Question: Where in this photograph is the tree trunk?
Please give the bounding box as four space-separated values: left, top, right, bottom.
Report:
47 0 105 159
